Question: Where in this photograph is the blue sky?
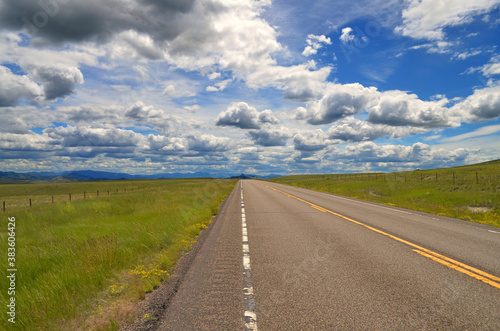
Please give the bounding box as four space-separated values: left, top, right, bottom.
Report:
1 0 500 176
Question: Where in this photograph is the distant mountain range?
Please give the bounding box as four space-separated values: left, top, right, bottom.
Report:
0 170 280 183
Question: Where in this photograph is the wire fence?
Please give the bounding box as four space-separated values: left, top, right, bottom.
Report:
297 171 500 186
2 187 144 213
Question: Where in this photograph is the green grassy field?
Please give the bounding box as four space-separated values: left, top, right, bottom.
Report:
0 178 237 330
269 160 500 228
0 179 167 212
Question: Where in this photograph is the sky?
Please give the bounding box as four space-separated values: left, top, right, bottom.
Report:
1 0 500 176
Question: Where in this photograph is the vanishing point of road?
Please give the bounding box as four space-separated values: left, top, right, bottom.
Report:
158 180 500 330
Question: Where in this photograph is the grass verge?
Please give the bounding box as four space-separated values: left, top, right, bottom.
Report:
268 160 500 228
0 178 236 330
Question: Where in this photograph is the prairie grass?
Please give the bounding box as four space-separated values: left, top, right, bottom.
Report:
0 178 236 330
269 160 500 228
0 179 168 211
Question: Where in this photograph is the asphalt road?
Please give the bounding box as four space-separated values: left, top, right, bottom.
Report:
158 180 500 330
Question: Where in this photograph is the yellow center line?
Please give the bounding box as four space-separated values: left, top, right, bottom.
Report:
258 182 500 290
312 205 329 213
413 250 500 290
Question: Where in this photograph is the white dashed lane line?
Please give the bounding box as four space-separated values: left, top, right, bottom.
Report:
241 182 258 330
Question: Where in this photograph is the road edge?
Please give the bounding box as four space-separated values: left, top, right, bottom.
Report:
120 182 239 330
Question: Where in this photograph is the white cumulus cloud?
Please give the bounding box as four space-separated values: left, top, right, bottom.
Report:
339 27 355 44
368 90 459 128
0 66 43 106
216 102 279 129
302 34 332 56
395 0 500 40
294 83 379 125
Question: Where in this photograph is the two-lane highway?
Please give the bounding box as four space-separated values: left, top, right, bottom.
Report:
158 180 500 330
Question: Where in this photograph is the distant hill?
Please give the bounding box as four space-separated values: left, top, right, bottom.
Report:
0 170 280 183
62 170 137 181
227 173 280 180
0 170 210 183
228 174 255 179
0 171 52 183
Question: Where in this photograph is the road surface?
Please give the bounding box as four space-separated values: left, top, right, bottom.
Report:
158 180 500 330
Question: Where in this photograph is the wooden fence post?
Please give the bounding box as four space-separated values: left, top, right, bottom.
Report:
69 193 71 201
476 172 479 184
30 198 32 207
52 195 54 204
3 201 5 212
